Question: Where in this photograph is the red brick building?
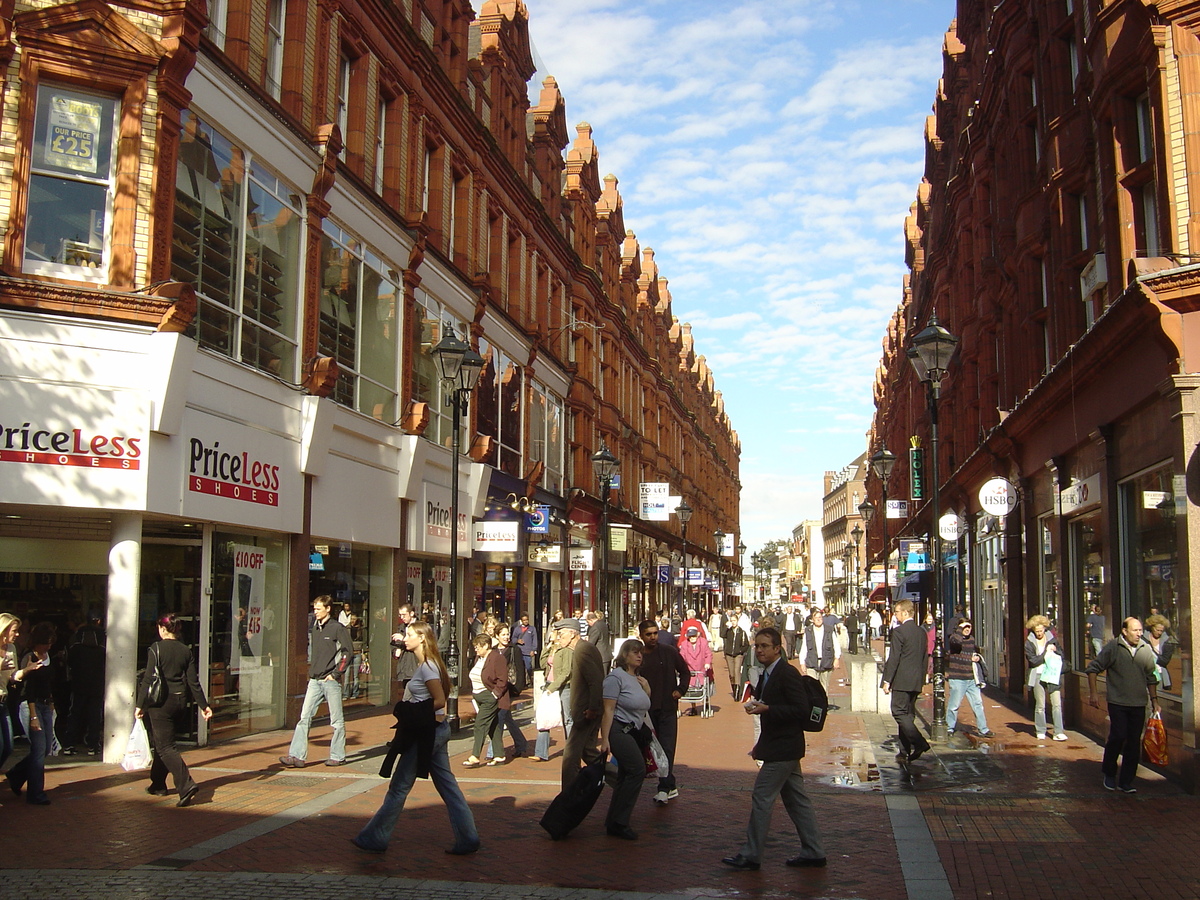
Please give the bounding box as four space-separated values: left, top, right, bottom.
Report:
0 0 740 753
868 0 1200 787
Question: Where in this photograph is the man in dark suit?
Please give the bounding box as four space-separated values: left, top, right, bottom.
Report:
880 598 931 761
722 627 826 871
584 610 612 670
559 620 605 789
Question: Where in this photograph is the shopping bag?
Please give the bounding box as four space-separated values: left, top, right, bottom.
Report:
121 718 153 772
1143 711 1168 766
535 689 563 731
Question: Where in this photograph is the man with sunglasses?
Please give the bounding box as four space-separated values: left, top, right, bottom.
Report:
946 620 991 737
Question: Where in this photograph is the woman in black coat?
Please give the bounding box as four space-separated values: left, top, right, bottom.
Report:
136 614 213 806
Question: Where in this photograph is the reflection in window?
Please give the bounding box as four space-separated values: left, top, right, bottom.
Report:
1067 510 1103 669
173 111 302 379
411 289 467 445
530 381 564 493
319 222 401 419
24 84 118 281
1119 464 1181 691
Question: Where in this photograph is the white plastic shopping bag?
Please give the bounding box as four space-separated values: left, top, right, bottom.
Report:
121 717 153 771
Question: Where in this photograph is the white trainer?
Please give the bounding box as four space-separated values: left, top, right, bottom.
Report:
652 790 669 805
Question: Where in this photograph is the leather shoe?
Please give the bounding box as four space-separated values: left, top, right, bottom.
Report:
445 841 481 855
786 856 828 868
324 758 347 767
278 755 307 768
6 773 22 796
907 747 928 762
722 854 760 871
177 783 199 807
350 836 384 853
606 825 638 841
146 786 170 796
26 796 51 806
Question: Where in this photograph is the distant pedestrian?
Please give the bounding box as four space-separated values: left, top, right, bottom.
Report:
881 599 930 762
136 615 213 807
1024 615 1067 741
798 609 841 690
945 621 990 737
512 614 538 675
868 607 883 640
722 627 826 871
722 607 750 698
1142 615 1176 689
1085 604 1106 659
462 634 506 767
598 639 652 840
279 595 353 768
353 622 479 854
1086 617 1160 793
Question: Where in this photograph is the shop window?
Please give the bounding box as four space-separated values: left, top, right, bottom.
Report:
476 339 523 475
411 289 468 445
529 382 564 493
405 558 452 633
1038 513 1060 623
1119 464 1182 691
208 531 289 740
309 542 391 704
319 221 401 420
173 110 303 380
23 84 119 281
265 0 284 99
1066 510 1103 669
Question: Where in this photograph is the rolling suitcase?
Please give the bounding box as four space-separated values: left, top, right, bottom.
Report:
539 754 607 840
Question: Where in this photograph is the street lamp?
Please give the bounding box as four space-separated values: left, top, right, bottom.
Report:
713 529 725 613
750 551 761 604
851 522 863 607
592 443 619 625
677 499 693 616
431 328 485 731
869 448 897 614
909 313 959 742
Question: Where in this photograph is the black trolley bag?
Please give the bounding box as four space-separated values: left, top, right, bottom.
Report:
539 754 607 840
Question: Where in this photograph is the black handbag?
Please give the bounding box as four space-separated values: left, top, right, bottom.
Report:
142 645 167 708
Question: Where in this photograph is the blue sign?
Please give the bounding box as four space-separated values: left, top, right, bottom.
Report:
525 506 550 534
657 565 671 584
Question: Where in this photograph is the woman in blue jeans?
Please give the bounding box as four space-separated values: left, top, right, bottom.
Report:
6 621 57 805
352 621 479 855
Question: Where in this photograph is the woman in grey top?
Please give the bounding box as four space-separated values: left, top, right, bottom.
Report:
599 639 652 840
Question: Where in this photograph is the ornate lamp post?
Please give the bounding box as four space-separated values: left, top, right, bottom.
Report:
851 522 863 606
908 313 959 742
677 499 693 616
592 443 619 625
858 498 875 601
713 529 725 613
750 551 761 604
431 329 485 731
869 448 897 613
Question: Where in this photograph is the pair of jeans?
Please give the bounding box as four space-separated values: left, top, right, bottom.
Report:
1103 703 1146 787
1032 681 1064 736
288 677 346 762
355 719 479 852
0 708 12 770
8 701 54 802
946 678 989 733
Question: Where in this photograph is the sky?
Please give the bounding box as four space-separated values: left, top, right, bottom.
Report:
524 0 957 557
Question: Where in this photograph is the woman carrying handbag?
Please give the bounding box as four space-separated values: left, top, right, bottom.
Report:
137 614 213 807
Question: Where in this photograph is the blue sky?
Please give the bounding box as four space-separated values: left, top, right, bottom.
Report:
525 0 956 556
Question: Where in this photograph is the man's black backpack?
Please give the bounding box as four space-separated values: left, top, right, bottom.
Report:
798 674 828 732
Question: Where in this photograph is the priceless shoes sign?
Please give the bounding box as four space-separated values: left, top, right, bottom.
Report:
188 437 281 506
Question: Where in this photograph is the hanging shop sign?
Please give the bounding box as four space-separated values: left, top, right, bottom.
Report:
525 505 550 533
886 499 908 519
939 512 965 541
719 533 735 557
910 444 924 500
979 477 1019 516
899 539 928 572
687 568 704 585
657 565 671 584
609 523 629 551
569 547 594 571
527 542 562 565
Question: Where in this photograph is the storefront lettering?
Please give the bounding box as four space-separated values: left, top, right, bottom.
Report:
0 420 141 468
426 500 466 538
188 438 280 506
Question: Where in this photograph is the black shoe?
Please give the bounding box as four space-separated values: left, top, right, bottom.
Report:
176 783 199 807
350 836 385 854
606 825 638 841
26 796 50 806
6 773 22 796
786 856 828 868
146 786 170 796
908 747 928 762
445 841 481 855
61 746 76 756
722 854 760 871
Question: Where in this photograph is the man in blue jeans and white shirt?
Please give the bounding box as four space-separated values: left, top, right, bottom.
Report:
280 595 353 767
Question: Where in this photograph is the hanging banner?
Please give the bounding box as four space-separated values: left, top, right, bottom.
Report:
569 547 594 571
910 445 924 500
525 506 550 533
719 533 735 557
886 499 908 519
232 544 265 673
979 477 1019 516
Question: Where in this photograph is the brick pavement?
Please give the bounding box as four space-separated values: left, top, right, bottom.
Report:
2 653 1197 900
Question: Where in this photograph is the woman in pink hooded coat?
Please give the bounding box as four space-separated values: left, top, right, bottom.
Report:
677 627 713 716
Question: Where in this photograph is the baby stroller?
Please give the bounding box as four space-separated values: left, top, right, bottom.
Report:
681 667 714 718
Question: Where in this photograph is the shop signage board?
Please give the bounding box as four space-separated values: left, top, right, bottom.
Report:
639 482 670 521
886 499 908 519
687 567 704 585
939 512 965 541
569 546 594 570
527 543 562 565
979 477 1019 516
525 505 550 533
474 520 519 552
408 482 469 557
1058 473 1100 515
0 380 149 510
231 543 265 673
719 532 735 557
